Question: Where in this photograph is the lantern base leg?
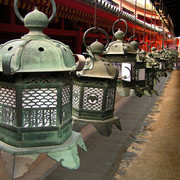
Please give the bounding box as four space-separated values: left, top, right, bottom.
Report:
0 131 86 178
73 116 121 137
1 151 38 179
134 86 144 97
143 88 159 97
117 86 131 96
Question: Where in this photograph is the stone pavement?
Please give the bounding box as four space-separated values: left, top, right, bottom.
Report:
43 75 169 180
115 70 180 180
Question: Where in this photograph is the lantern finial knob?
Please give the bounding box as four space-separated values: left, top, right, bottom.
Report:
89 40 104 54
14 0 56 37
151 46 157 51
114 28 124 40
130 40 138 50
24 7 48 35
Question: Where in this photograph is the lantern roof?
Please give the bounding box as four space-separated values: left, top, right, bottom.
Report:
77 58 119 79
0 6 77 75
105 39 136 55
77 39 119 79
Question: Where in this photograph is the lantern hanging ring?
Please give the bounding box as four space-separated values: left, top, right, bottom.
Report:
149 41 160 49
128 35 139 43
138 41 150 52
112 19 128 37
83 27 109 70
14 0 56 23
83 27 110 50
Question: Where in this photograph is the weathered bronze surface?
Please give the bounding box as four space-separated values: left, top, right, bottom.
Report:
0 0 86 176
73 27 121 137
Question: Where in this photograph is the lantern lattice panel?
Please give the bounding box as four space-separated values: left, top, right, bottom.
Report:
62 86 71 106
72 85 81 109
105 88 115 111
23 109 57 128
0 86 16 126
62 85 71 123
83 87 104 111
0 86 16 107
22 88 57 128
22 88 57 108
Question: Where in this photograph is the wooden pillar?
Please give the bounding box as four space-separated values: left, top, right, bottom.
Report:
75 27 83 54
99 32 103 42
11 7 15 25
61 17 64 30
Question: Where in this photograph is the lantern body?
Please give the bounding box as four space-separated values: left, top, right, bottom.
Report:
103 39 137 97
73 77 117 120
72 39 121 136
144 52 160 96
132 50 152 97
0 4 86 177
151 49 168 77
72 60 121 136
0 72 72 147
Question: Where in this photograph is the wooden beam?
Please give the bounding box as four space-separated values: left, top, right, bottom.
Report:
0 23 28 33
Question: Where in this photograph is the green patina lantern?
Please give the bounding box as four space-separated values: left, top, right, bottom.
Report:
149 42 167 77
136 43 159 96
158 48 171 74
131 41 159 96
0 0 86 178
171 49 179 69
72 27 121 137
103 19 137 97
128 39 148 97
145 48 160 89
159 48 178 71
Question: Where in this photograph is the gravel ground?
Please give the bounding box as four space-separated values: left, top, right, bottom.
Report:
114 70 180 180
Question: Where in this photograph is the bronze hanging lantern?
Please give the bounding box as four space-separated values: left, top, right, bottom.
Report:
128 37 147 97
103 19 137 97
0 0 86 178
150 42 168 78
72 27 121 137
136 42 159 96
159 48 177 73
145 46 161 90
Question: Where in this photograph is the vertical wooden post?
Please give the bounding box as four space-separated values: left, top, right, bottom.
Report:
11 7 16 25
75 27 83 54
61 17 64 30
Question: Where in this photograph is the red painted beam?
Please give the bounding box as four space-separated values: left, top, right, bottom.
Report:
0 23 78 36
54 0 154 36
44 29 78 36
55 0 118 23
0 23 28 33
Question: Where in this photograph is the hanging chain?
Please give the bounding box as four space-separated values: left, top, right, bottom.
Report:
162 16 165 49
153 0 157 42
158 8 162 49
163 0 165 48
133 0 137 36
94 0 97 30
118 0 123 18
161 0 165 49
143 0 147 42
150 2 153 42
